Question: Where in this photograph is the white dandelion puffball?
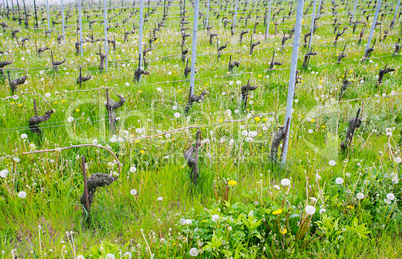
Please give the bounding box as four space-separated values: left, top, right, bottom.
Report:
45 92 51 97
273 185 280 190
319 208 326 214
356 193 365 200
77 256 85 259
384 199 392 204
212 214 219 222
123 252 132 258
92 139 98 145
174 112 180 118
67 117 74 123
105 254 115 259
335 177 344 184
189 248 199 257
395 157 401 164
0 169 8 178
125 82 130 87
18 191 27 199
13 157 20 163
308 129 313 133
184 219 192 225
130 166 137 173
305 205 316 215
280 178 290 186
386 193 395 201
172 105 177 110
130 189 137 195
21 134 28 139
157 196 163 201
329 160 337 166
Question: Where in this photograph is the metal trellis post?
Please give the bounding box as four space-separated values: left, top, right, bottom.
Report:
364 0 381 58
104 0 108 70
265 0 272 40
189 0 200 96
308 0 317 48
79 0 84 56
281 0 304 165
138 0 144 81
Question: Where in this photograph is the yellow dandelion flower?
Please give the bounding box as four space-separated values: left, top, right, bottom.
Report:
140 150 145 154
219 119 223 123
18 104 23 107
311 119 315 122
228 180 237 186
263 118 268 122
280 228 287 234
272 208 282 215
76 109 80 112
134 139 140 143
254 117 261 122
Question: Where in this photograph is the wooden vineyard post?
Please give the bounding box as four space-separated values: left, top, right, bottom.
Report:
192 130 201 185
348 108 361 148
282 0 304 166
33 99 38 116
106 88 112 131
244 79 250 110
82 156 90 215
7 71 13 95
79 66 82 88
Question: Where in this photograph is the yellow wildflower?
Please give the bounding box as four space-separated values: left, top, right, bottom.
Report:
272 209 282 215
228 180 237 186
280 228 287 234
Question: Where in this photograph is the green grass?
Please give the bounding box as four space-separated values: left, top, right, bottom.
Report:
1 0 402 257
